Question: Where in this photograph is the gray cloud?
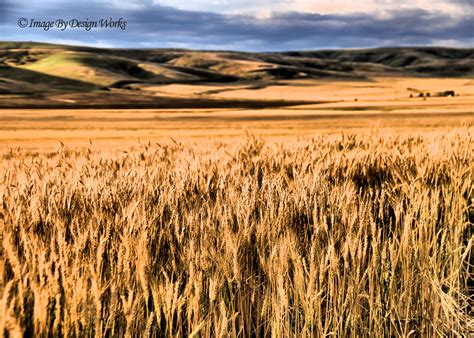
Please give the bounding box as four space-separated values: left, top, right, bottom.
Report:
453 0 473 5
2 1 473 50
0 0 15 24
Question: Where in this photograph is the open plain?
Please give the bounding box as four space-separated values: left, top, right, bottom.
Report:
1 77 473 150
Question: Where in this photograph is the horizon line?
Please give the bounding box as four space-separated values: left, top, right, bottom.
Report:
2 40 474 53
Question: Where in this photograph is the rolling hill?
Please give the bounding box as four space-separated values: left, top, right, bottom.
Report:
0 42 473 108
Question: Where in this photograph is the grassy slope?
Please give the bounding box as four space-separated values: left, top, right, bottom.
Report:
0 42 473 107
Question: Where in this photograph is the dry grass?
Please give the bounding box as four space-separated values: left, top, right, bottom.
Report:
0 130 473 336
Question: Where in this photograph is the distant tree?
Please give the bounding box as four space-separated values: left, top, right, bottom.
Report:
443 90 455 97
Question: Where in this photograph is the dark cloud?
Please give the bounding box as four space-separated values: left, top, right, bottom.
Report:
0 0 14 24
2 2 473 50
452 0 474 6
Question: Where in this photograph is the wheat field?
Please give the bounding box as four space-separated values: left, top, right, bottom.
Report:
0 129 473 337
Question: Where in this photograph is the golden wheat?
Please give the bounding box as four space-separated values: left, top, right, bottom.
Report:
0 130 473 336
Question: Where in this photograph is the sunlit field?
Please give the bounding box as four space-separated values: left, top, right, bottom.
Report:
1 121 473 336
1 76 473 148
1 67 474 336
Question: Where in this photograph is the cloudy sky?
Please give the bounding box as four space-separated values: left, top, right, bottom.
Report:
0 0 472 50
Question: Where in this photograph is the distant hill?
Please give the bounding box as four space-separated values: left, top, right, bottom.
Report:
0 42 473 108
